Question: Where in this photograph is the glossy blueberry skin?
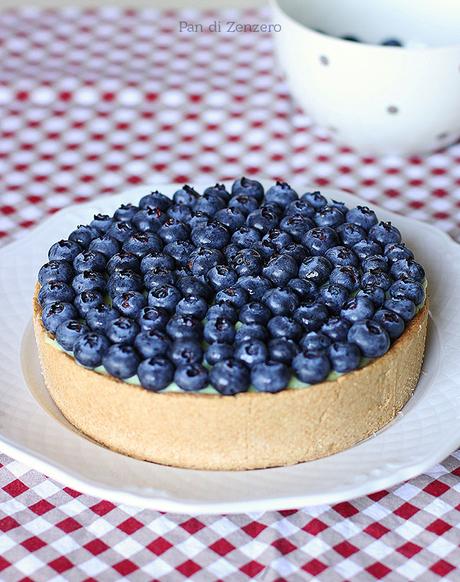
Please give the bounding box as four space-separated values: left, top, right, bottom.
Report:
209 359 250 394
215 286 249 308
303 226 338 256
329 265 360 292
176 295 208 319
138 306 169 332
206 265 237 291
107 251 140 274
384 242 414 263
285 199 315 218
42 301 79 333
321 316 351 342
195 192 226 215
164 240 195 267
140 251 175 273
123 232 162 257
362 255 389 272
48 240 82 262
132 206 167 232
138 357 175 391
252 361 290 393
143 267 176 290
361 269 393 291
190 247 224 277
74 290 104 316
268 315 302 340
89 235 120 258
279 215 314 242
74 332 110 368
228 194 260 216
205 342 233 365
167 204 194 223
204 183 231 203
206 303 238 322
204 317 235 344
314 206 345 228
246 207 279 234
287 279 318 302
262 254 298 287
341 297 375 323
239 302 271 325
106 317 139 345
252 240 277 260
389 279 424 305
139 191 171 211
330 200 349 213
69 225 98 248
356 284 386 308
390 259 425 283
329 342 361 373
213 207 245 231
170 339 203 367
231 177 264 201
39 260 74 285
232 249 263 277
166 315 202 341
336 222 367 247
369 221 401 245
325 246 359 267
90 213 113 233
348 320 390 358
346 205 378 230
301 191 327 209
231 226 261 248
189 210 211 230
234 339 268 367
224 243 241 263
373 309 405 339
353 240 383 260
319 283 349 313
103 345 140 379
268 337 298 364
265 181 298 206
263 287 300 316
282 243 308 263
134 329 170 359
148 284 181 312
158 218 190 244
86 304 119 332
299 256 333 285
235 323 268 343
384 297 416 322
107 220 134 243
173 184 200 207
262 229 293 251
73 250 106 273
107 270 142 296
55 320 89 351
112 291 146 318
300 331 331 351
293 302 329 332
114 203 138 222
292 350 331 384
174 363 208 391
38 281 75 307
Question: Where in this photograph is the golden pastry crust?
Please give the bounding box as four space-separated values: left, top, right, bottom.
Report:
33 284 428 470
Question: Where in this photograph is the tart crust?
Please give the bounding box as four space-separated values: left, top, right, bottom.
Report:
33 284 428 470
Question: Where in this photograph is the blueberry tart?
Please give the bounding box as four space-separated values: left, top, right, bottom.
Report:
33 180 428 470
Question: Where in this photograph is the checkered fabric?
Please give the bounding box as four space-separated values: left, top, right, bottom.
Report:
0 6 459 580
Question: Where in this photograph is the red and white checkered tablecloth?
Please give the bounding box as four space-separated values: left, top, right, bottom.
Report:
0 6 460 580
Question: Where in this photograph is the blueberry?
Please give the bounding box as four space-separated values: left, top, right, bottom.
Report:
209 359 250 394
262 229 293 251
353 240 383 260
170 339 203 366
158 218 190 244
224 243 242 263
107 269 142 296
252 361 290 393
389 278 425 305
173 184 200 207
69 225 98 248
90 213 113 233
346 205 378 230
89 235 120 258
192 221 230 250
176 295 208 319
164 240 195 267
336 222 367 246
214 207 246 231
215 286 249 308
38 281 75 306
133 206 167 232
319 283 349 313
292 350 331 384
228 194 260 216
361 255 389 272
348 320 390 358
384 242 414 263
107 251 140 274
114 203 138 222
206 303 238 322
321 316 351 342
303 226 338 256
148 284 181 312
174 363 208 391
301 191 327 209
72 270 106 294
74 290 103 316
282 243 308 263
205 342 233 365
287 278 318 302
235 323 267 343
324 246 359 267
166 314 202 340
195 192 226 215
263 287 299 316
361 269 393 291
298 256 332 284
252 240 277 260
265 181 298 206
204 317 235 343
189 247 224 277
144 267 176 290
48 240 82 262
189 210 211 229
234 339 267 366
369 221 401 245
285 199 315 218
314 206 345 228
134 329 170 358
140 251 175 273
73 250 106 273
231 226 261 248
390 259 425 282
103 345 140 379
329 342 361 373
231 177 264 201
232 248 263 277
268 315 302 340
74 332 110 368
107 220 134 243
300 331 331 351
55 320 88 351
246 207 279 233
262 254 298 287
123 232 162 257
268 337 298 364
293 302 329 332
204 183 231 203
112 291 146 317
356 284 386 308
138 357 174 391
239 302 271 325
167 204 193 223
205 265 237 292
139 191 171 212
138 306 169 332
106 317 139 345
330 199 349 213
384 297 416 322
39 260 74 285
341 297 375 323
373 309 405 339
279 215 314 242
86 304 119 332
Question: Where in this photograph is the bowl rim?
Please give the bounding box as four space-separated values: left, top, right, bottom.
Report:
270 0 460 53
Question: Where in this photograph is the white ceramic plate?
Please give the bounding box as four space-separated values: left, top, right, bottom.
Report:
1 183 459 514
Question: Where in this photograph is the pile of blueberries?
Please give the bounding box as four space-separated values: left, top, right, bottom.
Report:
38 178 425 395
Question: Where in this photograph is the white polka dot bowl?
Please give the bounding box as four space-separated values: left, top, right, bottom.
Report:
271 0 460 155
